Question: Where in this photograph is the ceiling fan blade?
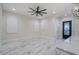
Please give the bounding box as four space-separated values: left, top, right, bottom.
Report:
41 12 47 14
37 6 39 11
29 8 36 11
31 13 36 15
40 9 47 12
39 13 43 16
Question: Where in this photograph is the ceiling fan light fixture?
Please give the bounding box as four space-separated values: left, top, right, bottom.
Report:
73 6 79 17
28 6 47 16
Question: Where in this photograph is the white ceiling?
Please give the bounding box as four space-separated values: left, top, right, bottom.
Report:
1 3 78 19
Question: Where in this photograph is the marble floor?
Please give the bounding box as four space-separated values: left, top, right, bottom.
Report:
0 38 56 55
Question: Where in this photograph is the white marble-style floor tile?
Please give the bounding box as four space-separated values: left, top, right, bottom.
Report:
0 38 56 55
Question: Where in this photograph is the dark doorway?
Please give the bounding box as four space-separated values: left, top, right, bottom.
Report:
63 21 72 39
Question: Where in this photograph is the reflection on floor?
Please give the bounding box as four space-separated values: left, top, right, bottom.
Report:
0 38 56 55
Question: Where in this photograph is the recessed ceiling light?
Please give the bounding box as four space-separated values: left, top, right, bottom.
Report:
53 11 56 14
74 6 78 10
12 8 16 11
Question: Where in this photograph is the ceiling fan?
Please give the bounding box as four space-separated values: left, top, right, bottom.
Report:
28 6 47 16
73 7 79 17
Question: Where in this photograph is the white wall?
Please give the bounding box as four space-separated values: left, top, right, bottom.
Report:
2 11 40 40
2 11 57 41
0 4 2 45
39 17 56 39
